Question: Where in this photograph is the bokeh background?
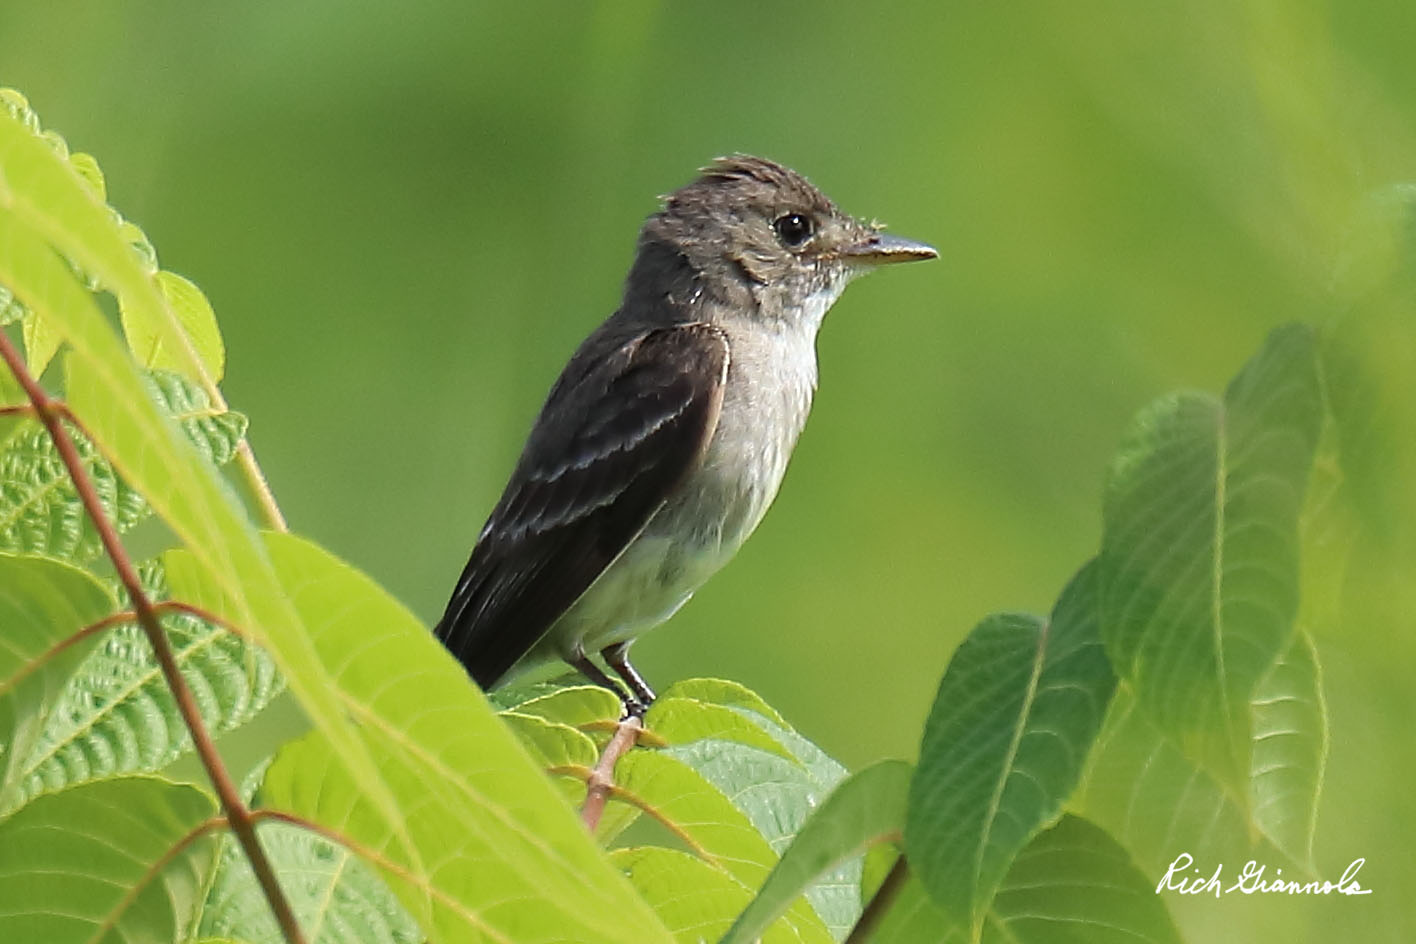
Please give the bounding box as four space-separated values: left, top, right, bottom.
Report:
3 2 1412 940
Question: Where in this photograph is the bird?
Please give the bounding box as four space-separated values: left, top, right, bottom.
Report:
435 155 936 712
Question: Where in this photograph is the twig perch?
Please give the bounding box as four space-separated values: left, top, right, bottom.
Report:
580 714 642 832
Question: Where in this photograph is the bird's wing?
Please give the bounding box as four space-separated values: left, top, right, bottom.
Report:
435 321 731 688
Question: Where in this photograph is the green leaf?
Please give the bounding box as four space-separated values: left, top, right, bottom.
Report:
0 775 220 944
198 533 674 943
1073 628 1326 876
199 820 421 944
613 847 811 944
874 817 1180 944
609 748 834 941
906 564 1116 932
648 677 867 934
21 304 62 377
1249 629 1327 866
0 179 412 893
0 95 212 384
0 553 115 805
723 759 912 944
503 683 623 729
142 270 226 382
1100 323 1322 785
0 370 245 565
9 558 282 811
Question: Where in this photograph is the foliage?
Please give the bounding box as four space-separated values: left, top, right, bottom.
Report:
0 30 1410 942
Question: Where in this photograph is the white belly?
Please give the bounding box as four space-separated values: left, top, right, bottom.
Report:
526 318 819 670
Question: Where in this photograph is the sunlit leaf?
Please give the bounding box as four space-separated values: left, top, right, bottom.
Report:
0 128 413 897
185 533 674 943
614 846 815 944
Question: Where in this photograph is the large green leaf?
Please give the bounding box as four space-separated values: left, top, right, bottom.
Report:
722 759 912 944
9 559 281 812
177 533 673 943
1072 627 1326 875
199 821 420 944
1100 323 1322 785
0 553 115 805
0 775 220 943
874 817 1180 944
0 112 413 895
906 564 1116 932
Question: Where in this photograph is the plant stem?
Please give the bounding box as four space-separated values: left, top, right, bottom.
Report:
581 714 642 832
846 852 910 944
0 333 307 944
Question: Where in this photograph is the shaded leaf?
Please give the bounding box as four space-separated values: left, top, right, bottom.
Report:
0 775 220 943
0 554 115 805
199 820 421 944
1249 629 1327 866
0 369 245 565
723 759 912 944
10 558 281 811
1100 324 1322 784
875 817 1180 944
906 564 1116 931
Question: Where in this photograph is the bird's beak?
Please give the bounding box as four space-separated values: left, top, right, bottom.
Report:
842 232 938 266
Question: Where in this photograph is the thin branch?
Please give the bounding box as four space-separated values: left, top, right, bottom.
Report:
234 440 288 532
0 332 307 944
580 714 642 832
846 852 910 944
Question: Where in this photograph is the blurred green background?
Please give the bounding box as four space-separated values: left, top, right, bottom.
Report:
3 1 1412 939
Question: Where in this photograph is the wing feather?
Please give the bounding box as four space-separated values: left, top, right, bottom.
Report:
435 321 730 687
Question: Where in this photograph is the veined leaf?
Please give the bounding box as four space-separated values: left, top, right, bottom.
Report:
723 759 912 944
613 847 813 944
181 533 674 943
1073 628 1325 876
0 368 246 565
0 554 115 806
1100 323 1322 786
9 558 281 812
0 775 220 944
906 564 1116 932
199 821 420 944
650 678 863 936
609 748 833 942
874 817 1180 944
1249 629 1327 866
0 147 413 898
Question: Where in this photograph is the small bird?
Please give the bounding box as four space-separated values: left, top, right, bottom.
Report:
436 155 935 711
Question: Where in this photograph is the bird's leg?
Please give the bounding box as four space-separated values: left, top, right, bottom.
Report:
570 652 646 717
601 642 657 707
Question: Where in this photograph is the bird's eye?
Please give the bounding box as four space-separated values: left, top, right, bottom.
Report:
773 213 814 247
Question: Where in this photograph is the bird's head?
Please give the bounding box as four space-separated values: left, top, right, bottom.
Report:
633 155 936 329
